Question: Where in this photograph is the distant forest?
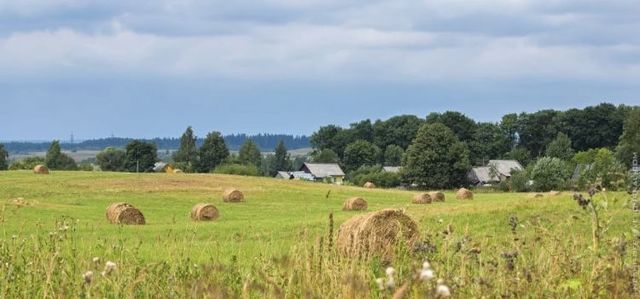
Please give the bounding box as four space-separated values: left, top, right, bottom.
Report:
4 134 310 153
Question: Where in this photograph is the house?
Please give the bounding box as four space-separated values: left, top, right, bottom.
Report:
275 171 314 181
153 162 168 172
299 163 345 184
382 166 402 173
467 160 523 186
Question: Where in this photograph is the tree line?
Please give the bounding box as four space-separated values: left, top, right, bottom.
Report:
308 103 639 191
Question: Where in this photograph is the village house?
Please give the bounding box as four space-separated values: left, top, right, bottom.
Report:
298 163 345 184
468 160 523 186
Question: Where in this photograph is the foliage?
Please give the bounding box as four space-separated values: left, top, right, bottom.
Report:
197 132 229 173
515 110 560 157
342 140 380 172
383 145 404 166
123 140 158 172
372 115 424 149
530 157 569 191
545 132 574 161
311 149 340 164
469 122 511 166
505 147 533 167
404 123 471 188
213 163 260 176
616 108 640 164
238 139 262 168
0 144 8 170
559 103 626 151
96 147 126 171
273 140 291 173
45 140 78 170
508 168 531 192
574 148 627 190
173 126 198 172
348 165 401 188
8 156 45 170
425 111 477 142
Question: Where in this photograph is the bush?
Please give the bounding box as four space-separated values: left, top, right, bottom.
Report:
530 157 569 191
9 157 45 170
509 168 531 192
348 165 401 188
213 163 260 176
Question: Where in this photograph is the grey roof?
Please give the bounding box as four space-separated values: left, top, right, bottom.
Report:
383 166 402 173
488 160 523 177
275 171 290 178
275 171 314 180
300 163 345 178
468 167 499 183
153 162 167 172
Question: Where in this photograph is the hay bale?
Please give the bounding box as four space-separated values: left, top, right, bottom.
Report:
33 165 49 174
429 191 445 202
363 182 376 189
223 188 244 202
173 169 183 174
412 193 432 204
526 193 545 198
336 209 419 259
343 197 368 211
548 191 561 196
105 203 146 225
456 188 473 200
190 203 220 221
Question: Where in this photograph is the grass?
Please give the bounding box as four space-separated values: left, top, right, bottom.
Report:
0 170 636 298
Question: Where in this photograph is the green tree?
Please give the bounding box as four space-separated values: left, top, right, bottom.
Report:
575 148 627 190
426 111 477 142
45 140 77 170
516 110 560 157
96 147 126 171
173 126 198 172
404 123 471 188
0 144 8 170
9 157 45 170
530 157 569 191
559 103 625 151
616 108 640 164
238 139 262 167
372 115 424 149
545 132 574 161
124 140 158 172
273 140 291 173
342 140 380 172
505 147 532 167
383 144 404 166
197 132 229 173
311 149 339 163
469 122 511 165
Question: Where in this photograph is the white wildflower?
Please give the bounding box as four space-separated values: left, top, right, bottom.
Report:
436 279 451 298
103 261 116 275
423 261 431 269
385 277 396 289
375 278 385 290
83 271 93 284
420 268 435 281
385 266 396 277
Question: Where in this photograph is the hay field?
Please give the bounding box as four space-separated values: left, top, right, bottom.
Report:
0 171 635 297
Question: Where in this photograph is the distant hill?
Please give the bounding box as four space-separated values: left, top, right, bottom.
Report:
4 134 310 153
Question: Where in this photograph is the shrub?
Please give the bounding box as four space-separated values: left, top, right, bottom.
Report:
509 168 531 192
9 157 46 170
213 163 260 176
530 157 569 191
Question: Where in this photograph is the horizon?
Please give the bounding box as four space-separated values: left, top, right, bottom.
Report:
1 1 639 140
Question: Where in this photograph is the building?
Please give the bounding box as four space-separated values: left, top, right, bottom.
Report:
382 166 402 173
275 171 314 181
468 160 523 186
299 163 345 184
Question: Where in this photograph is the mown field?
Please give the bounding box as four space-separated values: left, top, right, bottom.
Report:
0 171 636 298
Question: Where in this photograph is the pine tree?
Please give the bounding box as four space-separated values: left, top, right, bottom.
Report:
173 126 198 171
197 132 229 173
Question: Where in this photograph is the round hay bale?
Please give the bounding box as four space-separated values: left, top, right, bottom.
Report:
456 188 473 200
429 191 445 202
548 191 561 196
33 164 49 174
343 197 368 211
190 203 220 221
105 203 146 225
223 188 244 202
173 169 183 174
412 193 432 204
337 209 419 259
363 182 376 189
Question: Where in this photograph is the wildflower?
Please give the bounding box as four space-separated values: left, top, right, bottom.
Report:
385 277 396 289
438 219 444 223
375 278 385 290
385 267 396 277
93 257 101 264
83 271 93 284
436 279 451 298
102 261 116 276
423 261 431 269
420 268 435 281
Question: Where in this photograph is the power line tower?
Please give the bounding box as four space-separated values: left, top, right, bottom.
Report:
70 132 74 144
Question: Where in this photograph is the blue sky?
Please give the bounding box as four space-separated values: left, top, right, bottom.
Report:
0 0 638 141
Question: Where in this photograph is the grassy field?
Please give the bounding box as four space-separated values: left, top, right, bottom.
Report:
0 171 636 298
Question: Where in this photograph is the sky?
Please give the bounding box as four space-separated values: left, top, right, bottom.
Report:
1 0 639 141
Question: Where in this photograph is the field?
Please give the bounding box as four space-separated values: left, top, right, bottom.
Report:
0 171 636 298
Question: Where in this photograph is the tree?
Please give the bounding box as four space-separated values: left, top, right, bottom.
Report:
273 140 291 172
173 126 198 172
373 115 424 149
530 157 569 191
404 123 471 188
197 132 229 173
616 108 640 164
545 132 574 161
469 122 511 166
383 144 404 166
124 140 158 172
0 144 8 170
9 157 45 170
516 110 560 157
311 149 340 163
45 140 77 170
575 148 627 190
426 111 477 142
504 147 533 167
310 125 342 151
559 103 625 151
342 140 380 172
238 139 262 167
96 147 126 171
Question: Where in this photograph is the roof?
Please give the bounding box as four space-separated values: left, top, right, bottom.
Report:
488 160 523 177
468 167 499 183
153 162 167 172
300 163 345 178
382 166 402 173
275 171 314 180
